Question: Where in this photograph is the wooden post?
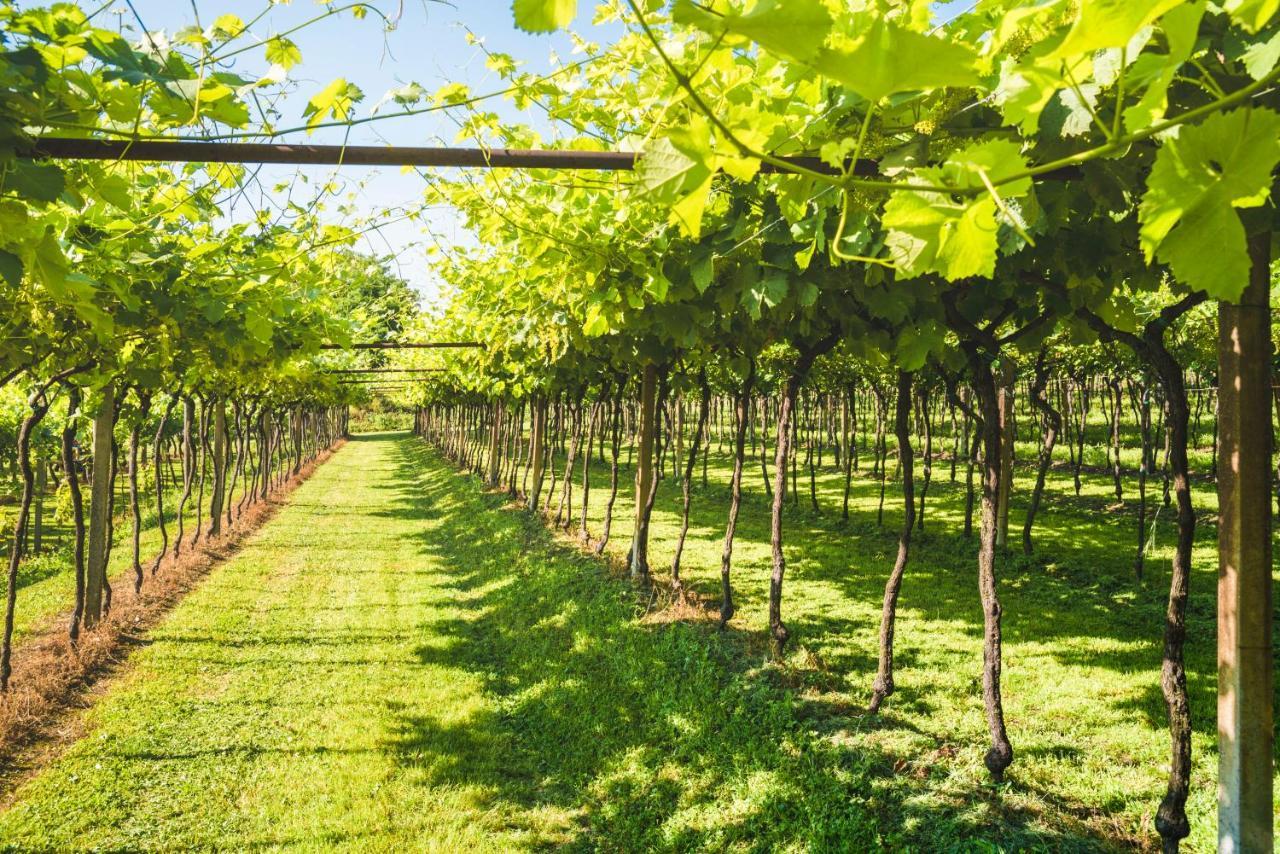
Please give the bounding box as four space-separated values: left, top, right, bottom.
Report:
291 408 302 474
530 397 547 511
209 399 227 536
487 401 503 485
1217 228 1273 853
675 395 684 481
631 364 657 581
32 455 46 554
996 364 1015 549
840 393 850 469
84 381 115 627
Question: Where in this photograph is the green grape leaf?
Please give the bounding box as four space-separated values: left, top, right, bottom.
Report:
668 174 713 238
212 13 246 37
513 0 576 33
4 160 65 203
30 232 68 292
94 174 133 211
302 78 364 131
761 272 788 308
677 0 832 64
862 283 911 324
1057 83 1101 137
583 300 610 336
1138 108 1280 299
86 30 162 85
434 82 471 105
0 249 22 288
883 140 1034 280
1050 0 1186 58
635 137 712 204
690 250 714 293
265 36 302 70
1152 200 1251 300
199 89 250 128
796 280 819 307
1224 0 1280 32
808 15 979 102
646 269 671 302
794 238 817 271
244 310 273 343
944 139 1033 196
203 297 228 323
994 50 1093 135
187 242 221 259
1121 3 1205 132
1241 27 1280 79
884 189 999 280
895 321 941 371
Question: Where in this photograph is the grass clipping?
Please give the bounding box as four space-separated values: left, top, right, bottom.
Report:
0 442 343 787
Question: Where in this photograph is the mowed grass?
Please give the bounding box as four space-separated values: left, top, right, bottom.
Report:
0 427 1271 851
0 434 873 851
518 406 1274 853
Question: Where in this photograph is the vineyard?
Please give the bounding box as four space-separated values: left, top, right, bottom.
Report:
0 0 1277 851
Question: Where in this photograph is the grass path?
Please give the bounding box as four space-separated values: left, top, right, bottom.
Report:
0 433 876 851
0 434 531 850
0 430 1252 851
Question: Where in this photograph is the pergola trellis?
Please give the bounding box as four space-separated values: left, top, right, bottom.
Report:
325 368 448 374
22 136 1273 849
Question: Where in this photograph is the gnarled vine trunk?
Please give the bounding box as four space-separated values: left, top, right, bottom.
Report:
64 385 87 645
869 370 915 713
672 370 710 598
2 390 53 690
767 338 835 659
719 365 753 626
596 384 623 555
150 395 178 574
1023 350 1061 554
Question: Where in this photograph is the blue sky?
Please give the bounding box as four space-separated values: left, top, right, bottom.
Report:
117 0 620 301
110 1 972 302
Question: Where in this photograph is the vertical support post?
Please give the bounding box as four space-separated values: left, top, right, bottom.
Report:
530 397 547 511
675 394 684 480
840 393 849 470
209 398 227 536
258 410 270 500
291 407 302 474
631 363 657 581
488 401 503 485
1217 228 1273 853
33 455 46 553
996 364 1015 549
84 381 116 627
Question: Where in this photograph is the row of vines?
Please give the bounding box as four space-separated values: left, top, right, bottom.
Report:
1 0 1277 849
388 2 1279 851
0 3 420 732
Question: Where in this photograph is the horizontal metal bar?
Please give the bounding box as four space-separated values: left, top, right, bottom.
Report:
26 137 852 174
325 368 446 373
320 342 481 350
338 379 427 384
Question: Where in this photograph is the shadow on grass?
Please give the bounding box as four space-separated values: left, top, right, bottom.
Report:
360 434 1125 852
559 436 1229 736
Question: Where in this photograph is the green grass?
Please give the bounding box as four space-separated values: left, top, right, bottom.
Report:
509 409 1274 852
0 429 1272 851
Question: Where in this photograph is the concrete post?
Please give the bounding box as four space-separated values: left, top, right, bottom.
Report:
1217 227 1273 853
